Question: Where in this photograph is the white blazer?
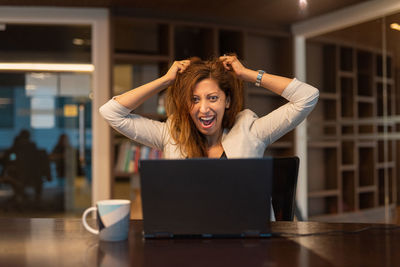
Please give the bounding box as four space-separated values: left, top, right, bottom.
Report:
99 78 319 159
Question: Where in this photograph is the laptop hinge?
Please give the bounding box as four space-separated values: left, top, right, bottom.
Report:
242 230 262 238
153 232 174 238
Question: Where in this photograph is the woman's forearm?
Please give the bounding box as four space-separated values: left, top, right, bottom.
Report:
240 68 293 96
219 56 292 96
114 76 171 111
114 60 190 110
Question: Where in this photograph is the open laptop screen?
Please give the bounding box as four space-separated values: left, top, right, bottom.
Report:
139 158 272 238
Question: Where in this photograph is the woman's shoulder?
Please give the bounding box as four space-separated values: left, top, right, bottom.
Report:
236 109 258 120
229 109 259 129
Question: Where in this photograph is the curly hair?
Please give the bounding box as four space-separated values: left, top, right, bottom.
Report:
165 56 244 158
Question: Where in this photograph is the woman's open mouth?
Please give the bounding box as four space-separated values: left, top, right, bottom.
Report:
199 116 216 129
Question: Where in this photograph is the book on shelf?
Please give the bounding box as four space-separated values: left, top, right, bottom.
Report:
115 140 163 174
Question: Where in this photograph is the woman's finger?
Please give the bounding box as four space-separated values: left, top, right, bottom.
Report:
221 58 233 70
220 54 236 60
222 61 231 70
219 55 238 70
177 60 190 73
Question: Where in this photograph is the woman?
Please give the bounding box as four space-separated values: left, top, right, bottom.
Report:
100 55 319 159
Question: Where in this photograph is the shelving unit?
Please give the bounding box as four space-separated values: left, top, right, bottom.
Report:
244 32 294 158
109 15 294 216
307 41 397 220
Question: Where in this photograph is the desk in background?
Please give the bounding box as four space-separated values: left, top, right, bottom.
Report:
0 218 399 266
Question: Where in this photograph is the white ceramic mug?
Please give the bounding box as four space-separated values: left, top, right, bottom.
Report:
82 199 131 242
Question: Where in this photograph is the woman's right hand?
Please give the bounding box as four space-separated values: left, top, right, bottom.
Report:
114 59 191 110
163 60 191 85
219 55 247 80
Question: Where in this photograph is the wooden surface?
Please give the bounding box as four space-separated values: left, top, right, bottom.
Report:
0 218 400 266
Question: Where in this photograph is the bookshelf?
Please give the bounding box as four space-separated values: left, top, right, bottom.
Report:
110 15 294 215
244 32 294 157
307 40 397 220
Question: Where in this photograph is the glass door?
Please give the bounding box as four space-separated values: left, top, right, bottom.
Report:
0 24 93 217
305 11 400 223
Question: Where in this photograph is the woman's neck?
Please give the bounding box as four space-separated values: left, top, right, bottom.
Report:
206 130 224 158
207 143 224 158
205 129 223 147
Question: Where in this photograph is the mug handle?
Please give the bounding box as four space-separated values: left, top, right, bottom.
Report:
82 207 99 235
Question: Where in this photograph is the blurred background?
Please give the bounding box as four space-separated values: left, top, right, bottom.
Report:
0 0 400 224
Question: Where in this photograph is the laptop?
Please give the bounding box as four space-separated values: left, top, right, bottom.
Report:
139 158 273 238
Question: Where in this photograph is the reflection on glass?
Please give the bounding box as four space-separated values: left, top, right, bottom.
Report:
390 23 400 31
30 97 56 129
0 24 92 218
306 14 400 223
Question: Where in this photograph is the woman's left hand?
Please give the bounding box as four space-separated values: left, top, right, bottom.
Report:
219 55 247 80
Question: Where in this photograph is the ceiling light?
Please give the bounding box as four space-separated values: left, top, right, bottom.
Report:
299 0 308 10
73 38 85 46
390 23 400 31
0 63 94 72
73 38 91 46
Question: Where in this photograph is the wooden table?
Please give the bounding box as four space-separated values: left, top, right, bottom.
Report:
0 218 399 266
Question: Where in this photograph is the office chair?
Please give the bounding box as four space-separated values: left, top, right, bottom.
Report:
272 156 299 221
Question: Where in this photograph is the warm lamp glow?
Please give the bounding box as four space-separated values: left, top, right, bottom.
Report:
0 63 94 72
390 23 400 31
73 38 85 46
299 0 308 9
